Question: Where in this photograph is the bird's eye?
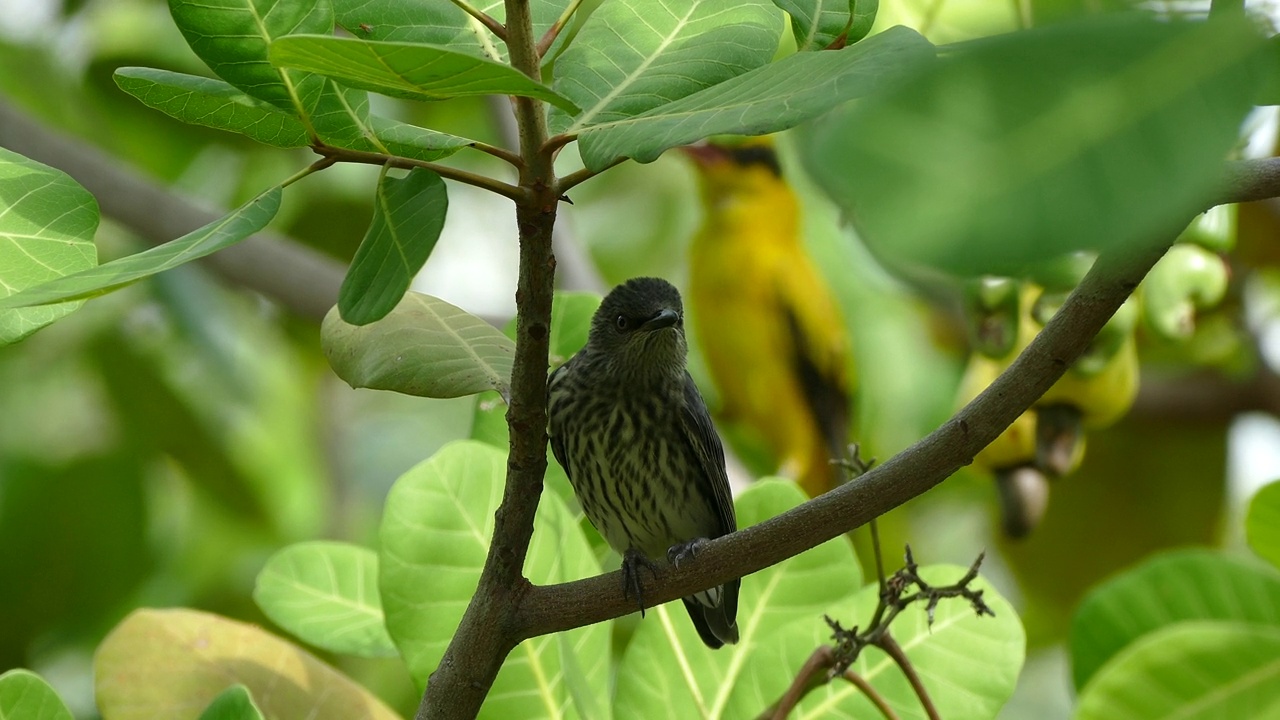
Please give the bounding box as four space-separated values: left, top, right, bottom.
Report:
615 315 630 332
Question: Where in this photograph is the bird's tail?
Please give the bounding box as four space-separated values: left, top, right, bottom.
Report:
682 578 741 648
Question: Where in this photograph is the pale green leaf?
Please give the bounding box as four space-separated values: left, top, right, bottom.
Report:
322 292 515 400
1070 548 1280 690
0 188 282 310
800 14 1266 276
735 567 1022 720
775 0 853 51
304 79 473 160
332 0 563 63
253 541 397 658
113 68 310 147
269 35 579 111
1074 621 1280 720
614 480 863 720
549 0 782 134
378 441 611 719
0 148 98 345
0 669 73 720
94 608 400 720
577 26 933 171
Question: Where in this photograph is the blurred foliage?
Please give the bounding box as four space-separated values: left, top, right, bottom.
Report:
1 0 1280 718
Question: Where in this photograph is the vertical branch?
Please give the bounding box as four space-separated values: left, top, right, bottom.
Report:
417 0 560 718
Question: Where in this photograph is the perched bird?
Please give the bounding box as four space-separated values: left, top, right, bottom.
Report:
547 277 740 648
684 137 854 497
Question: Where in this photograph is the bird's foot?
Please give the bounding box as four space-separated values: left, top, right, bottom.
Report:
668 537 709 570
621 549 661 617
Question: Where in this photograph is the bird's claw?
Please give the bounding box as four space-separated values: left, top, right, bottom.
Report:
668 538 708 569
622 549 661 617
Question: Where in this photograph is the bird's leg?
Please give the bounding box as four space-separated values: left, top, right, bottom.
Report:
667 537 709 569
621 548 662 617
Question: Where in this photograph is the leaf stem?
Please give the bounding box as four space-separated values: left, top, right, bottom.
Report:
280 156 337 188
314 143 528 202
556 156 625 195
878 633 940 720
450 0 508 40
471 140 525 168
536 0 585 57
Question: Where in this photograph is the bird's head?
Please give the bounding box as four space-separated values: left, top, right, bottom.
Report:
680 137 783 200
587 277 688 379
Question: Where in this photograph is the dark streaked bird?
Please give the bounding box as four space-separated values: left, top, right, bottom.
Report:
547 277 740 648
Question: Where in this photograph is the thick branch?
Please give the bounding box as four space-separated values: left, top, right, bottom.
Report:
417 0 558 717
0 96 344 321
516 238 1166 636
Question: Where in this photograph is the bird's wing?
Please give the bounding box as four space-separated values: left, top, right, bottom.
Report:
781 294 851 465
680 372 736 534
548 365 572 481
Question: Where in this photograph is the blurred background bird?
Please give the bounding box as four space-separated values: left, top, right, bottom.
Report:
682 136 856 498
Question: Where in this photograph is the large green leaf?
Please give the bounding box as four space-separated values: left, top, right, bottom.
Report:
0 670 73 720
322 291 514 399
549 0 782 134
253 541 397 658
614 480 863 719
303 78 474 160
113 68 310 147
799 14 1265 277
198 685 264 720
168 0 332 112
0 148 98 345
1069 548 1280 690
1074 621 1280 720
95 609 400 720
269 35 579 111
378 441 611 718
1246 479 1280 570
576 26 933 171
733 566 1023 719
338 167 448 325
0 188 282 310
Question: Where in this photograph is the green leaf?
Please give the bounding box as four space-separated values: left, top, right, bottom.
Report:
0 188 282 310
198 685 264 720
113 68 310 147
304 79 473 160
1074 621 1280 720
614 480 863 719
269 35 579 112
338 168 448 325
549 0 782 134
252 541 397 658
576 26 934 171
379 440 611 720
733 566 1023 719
369 115 474 162
322 291 514 400
1247 480 1280 569
168 0 333 111
775 0 853 51
0 669 74 720
95 608 401 720
0 148 98 345
1070 548 1280 691
333 0 562 63
799 14 1266 277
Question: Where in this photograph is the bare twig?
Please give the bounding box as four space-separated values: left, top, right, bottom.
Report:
879 633 940 720
313 143 528 202
760 646 899 720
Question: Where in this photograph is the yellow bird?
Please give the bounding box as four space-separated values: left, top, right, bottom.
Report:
683 137 854 497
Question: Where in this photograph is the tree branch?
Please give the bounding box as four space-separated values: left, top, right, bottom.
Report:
0 96 345 321
515 236 1167 637
314 143 529 203
417 0 559 717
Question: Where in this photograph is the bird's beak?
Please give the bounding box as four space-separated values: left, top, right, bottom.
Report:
639 308 680 332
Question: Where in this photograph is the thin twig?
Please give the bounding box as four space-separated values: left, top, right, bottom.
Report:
877 633 940 720
280 156 337 188
470 140 524 168
759 646 899 720
314 143 528 202
555 155 626 195
840 669 901 720
536 0 585 57
450 0 507 40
